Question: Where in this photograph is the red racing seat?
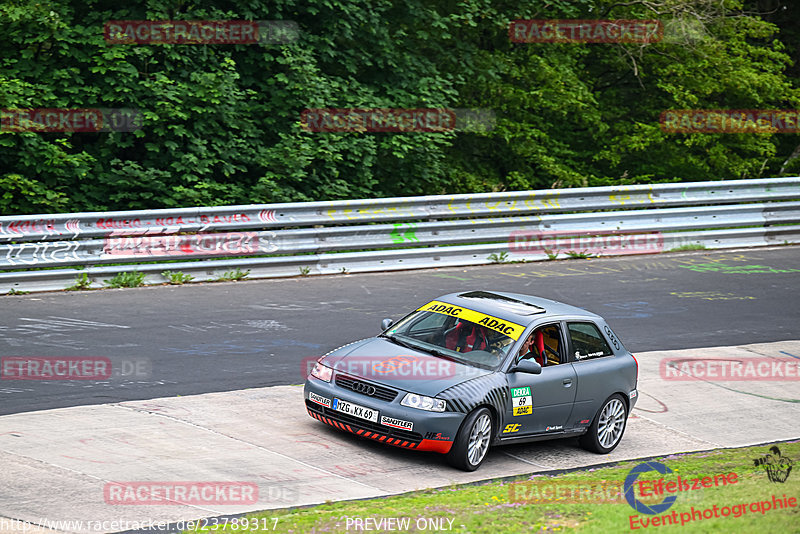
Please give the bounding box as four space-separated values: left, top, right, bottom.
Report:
464 325 489 352
444 321 466 351
533 330 546 366
445 322 489 352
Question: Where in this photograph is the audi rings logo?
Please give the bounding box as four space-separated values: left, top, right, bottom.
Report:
351 382 376 396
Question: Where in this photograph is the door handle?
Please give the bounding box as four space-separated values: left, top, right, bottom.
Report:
562 379 573 387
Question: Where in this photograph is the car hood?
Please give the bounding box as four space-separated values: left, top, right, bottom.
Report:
321 337 492 397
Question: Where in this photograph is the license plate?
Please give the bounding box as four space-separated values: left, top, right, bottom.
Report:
332 398 379 422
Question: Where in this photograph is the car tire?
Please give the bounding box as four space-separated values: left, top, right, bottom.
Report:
446 407 493 471
579 394 627 454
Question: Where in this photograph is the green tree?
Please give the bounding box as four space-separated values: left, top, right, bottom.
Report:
0 0 798 215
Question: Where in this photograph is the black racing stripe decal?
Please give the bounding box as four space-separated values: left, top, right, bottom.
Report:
439 372 509 416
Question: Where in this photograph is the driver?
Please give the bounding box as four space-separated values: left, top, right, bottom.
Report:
517 330 546 367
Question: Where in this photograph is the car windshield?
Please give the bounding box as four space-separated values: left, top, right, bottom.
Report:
384 306 521 370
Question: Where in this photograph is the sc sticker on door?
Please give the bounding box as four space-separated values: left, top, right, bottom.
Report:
512 386 533 416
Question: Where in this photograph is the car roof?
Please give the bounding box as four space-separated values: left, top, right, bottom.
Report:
434 290 601 326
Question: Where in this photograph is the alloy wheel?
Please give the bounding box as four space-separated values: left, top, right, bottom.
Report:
597 398 625 449
467 413 492 466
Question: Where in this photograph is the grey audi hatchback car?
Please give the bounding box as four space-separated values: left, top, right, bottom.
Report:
304 291 638 471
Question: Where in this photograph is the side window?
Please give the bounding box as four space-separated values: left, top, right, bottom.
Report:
568 322 613 361
516 324 564 366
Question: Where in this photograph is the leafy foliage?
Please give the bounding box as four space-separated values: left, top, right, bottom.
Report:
65 272 92 290
161 270 194 284
216 267 250 281
487 251 510 263
1 0 798 215
105 270 145 288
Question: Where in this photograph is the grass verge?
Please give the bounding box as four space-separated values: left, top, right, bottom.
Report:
188 441 799 533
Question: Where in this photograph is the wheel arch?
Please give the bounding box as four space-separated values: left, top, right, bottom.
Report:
473 403 500 440
614 390 631 415
453 403 499 440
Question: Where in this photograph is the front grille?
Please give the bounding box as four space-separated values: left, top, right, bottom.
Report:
306 400 422 443
335 374 398 402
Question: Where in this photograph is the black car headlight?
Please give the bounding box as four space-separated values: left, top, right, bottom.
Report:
401 393 446 412
310 361 333 382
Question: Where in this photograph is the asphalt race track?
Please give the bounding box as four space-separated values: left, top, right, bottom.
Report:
1 246 799 533
1 246 799 416
0 341 799 533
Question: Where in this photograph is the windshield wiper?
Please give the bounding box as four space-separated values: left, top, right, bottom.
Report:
379 334 418 351
425 348 459 362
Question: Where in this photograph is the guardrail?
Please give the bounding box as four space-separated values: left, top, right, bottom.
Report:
1 177 799 293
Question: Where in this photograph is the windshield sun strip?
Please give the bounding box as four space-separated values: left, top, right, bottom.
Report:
415 300 526 340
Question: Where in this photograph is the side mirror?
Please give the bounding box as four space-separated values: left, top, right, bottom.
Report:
381 318 394 330
510 359 542 375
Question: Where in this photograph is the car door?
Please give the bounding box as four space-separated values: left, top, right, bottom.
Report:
565 320 621 426
504 323 577 435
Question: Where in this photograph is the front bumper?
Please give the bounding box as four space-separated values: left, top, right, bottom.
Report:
304 375 463 454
